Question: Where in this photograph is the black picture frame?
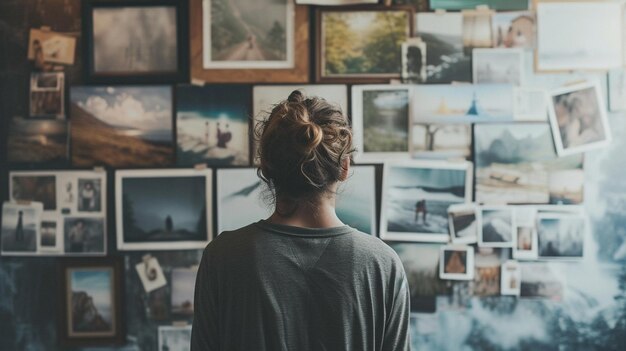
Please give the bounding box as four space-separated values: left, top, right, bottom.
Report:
58 257 125 347
82 0 189 84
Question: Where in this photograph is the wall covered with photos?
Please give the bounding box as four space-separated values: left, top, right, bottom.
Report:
1 0 626 350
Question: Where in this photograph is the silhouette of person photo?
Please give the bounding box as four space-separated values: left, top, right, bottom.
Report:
80 181 96 211
165 215 173 233
15 210 24 242
415 200 427 224
68 220 86 252
216 122 232 149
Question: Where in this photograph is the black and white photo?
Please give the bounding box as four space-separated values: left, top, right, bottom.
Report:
1 202 43 255
78 179 102 212
402 38 426 84
478 206 515 248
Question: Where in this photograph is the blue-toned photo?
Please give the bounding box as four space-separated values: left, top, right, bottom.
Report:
176 85 250 166
69 268 114 335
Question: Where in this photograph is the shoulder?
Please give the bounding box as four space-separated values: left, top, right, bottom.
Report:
344 231 405 273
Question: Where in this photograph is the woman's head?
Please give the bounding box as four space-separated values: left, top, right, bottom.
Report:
256 90 354 205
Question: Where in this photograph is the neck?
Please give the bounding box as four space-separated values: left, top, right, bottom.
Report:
268 192 344 229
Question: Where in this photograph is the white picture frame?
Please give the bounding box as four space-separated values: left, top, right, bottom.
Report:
1 201 44 256
547 81 611 157
477 206 516 248
115 168 213 251
439 245 474 280
536 212 586 261
500 260 522 296
351 85 413 163
380 159 473 243
447 203 478 244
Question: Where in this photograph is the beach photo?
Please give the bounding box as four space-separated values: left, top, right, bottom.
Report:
548 82 611 156
478 207 515 248
176 85 250 166
204 0 293 68
116 169 212 250
537 214 585 260
7 118 68 164
381 160 471 242
1 202 42 255
159 326 192 351
413 84 513 123
70 86 173 167
64 217 105 254
411 123 471 160
319 8 411 80
447 203 477 244
472 48 523 85
416 13 470 83
171 268 197 317
389 242 447 313
492 11 535 49
10 174 57 211
29 72 64 119
439 245 474 280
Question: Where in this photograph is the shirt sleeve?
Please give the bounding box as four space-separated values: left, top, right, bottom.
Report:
191 246 219 351
383 270 411 351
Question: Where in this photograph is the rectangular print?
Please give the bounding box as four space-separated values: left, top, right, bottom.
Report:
1 202 43 256
158 326 192 351
7 118 68 164
429 0 529 11
520 262 563 300
492 11 535 49
439 245 474 280
171 268 197 317
381 160 472 242
536 213 585 260
30 72 65 119
478 206 515 248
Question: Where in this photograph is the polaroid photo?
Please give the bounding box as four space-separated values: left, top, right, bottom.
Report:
536 213 585 260
28 28 77 65
115 168 213 251
439 245 474 280
513 87 548 121
501 260 521 296
608 69 626 112
520 262 564 300
548 81 611 157
158 325 192 351
536 1 623 71
473 247 510 297
29 72 65 119
402 38 427 84
472 48 523 85
1 201 43 256
478 206 516 248
351 85 412 163
171 267 197 317
380 160 473 242
447 203 477 244
135 256 167 293
514 225 538 260
411 123 471 160
492 11 535 50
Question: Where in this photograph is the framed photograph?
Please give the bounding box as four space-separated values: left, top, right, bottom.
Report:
535 0 623 72
171 267 197 317
413 84 514 123
416 13 470 83
500 260 521 296
351 85 411 162
1 202 43 256
447 203 477 244
28 28 77 65
492 11 535 49
473 122 584 205
316 6 413 83
520 262 564 300
401 38 426 84
472 48 523 85
513 225 538 260
115 169 213 251
429 0 529 11
536 213 585 260
548 81 611 156
29 72 65 119
191 0 309 83
477 206 515 248
513 87 548 121
608 69 626 112
380 160 473 242
158 326 192 351
176 85 251 167
82 0 189 84
439 245 474 280
58 257 124 347
411 123 471 160
389 242 446 313
134 256 167 293
462 10 494 53
63 217 106 254
473 247 509 296
7 118 69 164
70 86 174 167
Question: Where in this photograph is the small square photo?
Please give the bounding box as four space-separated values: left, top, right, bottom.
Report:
439 245 474 280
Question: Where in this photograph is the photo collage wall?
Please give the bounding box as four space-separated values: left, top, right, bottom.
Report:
2 0 626 349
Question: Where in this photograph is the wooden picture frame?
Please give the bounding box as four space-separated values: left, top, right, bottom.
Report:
58 257 124 347
82 0 190 84
190 0 309 83
315 5 414 83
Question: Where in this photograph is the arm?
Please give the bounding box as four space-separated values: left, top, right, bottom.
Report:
191 247 219 351
383 270 411 351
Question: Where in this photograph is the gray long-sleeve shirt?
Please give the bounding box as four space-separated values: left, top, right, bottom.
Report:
191 220 410 351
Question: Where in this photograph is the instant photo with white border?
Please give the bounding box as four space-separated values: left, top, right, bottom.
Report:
477 205 516 248
439 244 474 280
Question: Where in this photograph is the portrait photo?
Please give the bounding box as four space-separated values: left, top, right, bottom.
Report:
10 173 57 211
472 48 523 85
478 207 515 248
548 82 611 156
116 169 212 250
29 72 65 119
176 85 250 167
158 326 192 351
411 123 471 160
500 260 521 296
7 118 68 164
70 86 174 167
171 268 197 317
63 217 106 255
351 85 411 162
537 213 585 260
381 160 472 242
134 256 167 293
439 245 474 280
447 203 477 244
1 202 42 255
401 38 426 83
203 0 293 69
78 179 102 212
492 11 535 49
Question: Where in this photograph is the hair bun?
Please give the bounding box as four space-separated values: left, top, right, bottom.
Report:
287 90 305 103
303 122 323 152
